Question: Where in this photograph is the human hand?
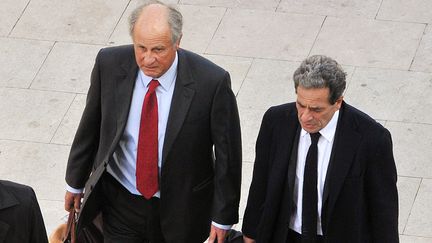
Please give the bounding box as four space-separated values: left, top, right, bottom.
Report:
243 235 256 243
64 191 83 213
207 224 228 243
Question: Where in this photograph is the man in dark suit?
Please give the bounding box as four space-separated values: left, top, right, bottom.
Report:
242 55 398 242
0 180 48 243
64 1 241 243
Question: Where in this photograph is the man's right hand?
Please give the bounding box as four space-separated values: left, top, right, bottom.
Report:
243 235 256 243
64 191 83 213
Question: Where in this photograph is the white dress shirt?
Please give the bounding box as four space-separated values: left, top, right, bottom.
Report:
289 110 339 235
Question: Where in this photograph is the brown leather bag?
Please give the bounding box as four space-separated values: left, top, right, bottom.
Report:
49 211 103 243
63 211 77 243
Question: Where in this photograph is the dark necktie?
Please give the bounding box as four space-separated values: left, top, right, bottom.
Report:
302 132 321 242
136 79 159 199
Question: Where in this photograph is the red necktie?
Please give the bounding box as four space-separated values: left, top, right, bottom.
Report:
136 79 159 199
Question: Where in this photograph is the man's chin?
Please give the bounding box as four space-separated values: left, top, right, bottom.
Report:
301 124 319 133
142 69 161 78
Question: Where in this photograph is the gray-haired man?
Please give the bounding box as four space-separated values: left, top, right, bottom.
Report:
242 55 398 242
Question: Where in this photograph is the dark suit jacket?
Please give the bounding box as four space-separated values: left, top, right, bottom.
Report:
0 180 48 243
242 102 399 242
65 46 242 242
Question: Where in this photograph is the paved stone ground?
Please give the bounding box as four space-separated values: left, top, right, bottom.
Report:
0 0 431 241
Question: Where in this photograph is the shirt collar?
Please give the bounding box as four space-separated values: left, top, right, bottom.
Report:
139 52 178 91
300 110 339 143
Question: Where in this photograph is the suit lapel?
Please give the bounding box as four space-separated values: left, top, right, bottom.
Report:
113 57 139 148
287 126 300 211
322 104 361 227
162 50 195 164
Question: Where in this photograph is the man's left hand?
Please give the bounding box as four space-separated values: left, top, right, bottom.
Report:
207 224 228 243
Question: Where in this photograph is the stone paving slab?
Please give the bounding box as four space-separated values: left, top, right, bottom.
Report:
377 0 432 24
0 0 28 36
398 176 422 233
386 122 432 178
207 9 325 60
0 37 53 88
345 67 432 124
178 5 227 54
0 88 75 142
277 0 381 18
311 17 425 70
239 108 266 163
31 42 104 93
203 54 253 95
0 140 69 200
51 94 87 145
11 0 128 44
237 59 299 109
400 235 432 243
411 25 432 73
405 179 432 237
180 0 279 10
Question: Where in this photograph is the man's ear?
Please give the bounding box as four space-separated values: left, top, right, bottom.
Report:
335 96 344 110
175 34 182 49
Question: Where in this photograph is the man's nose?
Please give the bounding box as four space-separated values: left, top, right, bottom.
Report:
300 109 313 122
141 52 156 64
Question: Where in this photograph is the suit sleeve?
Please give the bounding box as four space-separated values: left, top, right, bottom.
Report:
65 50 102 189
210 72 242 225
242 108 273 239
366 128 399 242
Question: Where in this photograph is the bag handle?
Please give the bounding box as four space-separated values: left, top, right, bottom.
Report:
63 210 76 243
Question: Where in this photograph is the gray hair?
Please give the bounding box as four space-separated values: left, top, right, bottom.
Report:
293 55 346 104
128 0 183 44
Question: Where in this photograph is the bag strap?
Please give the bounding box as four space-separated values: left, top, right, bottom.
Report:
63 210 77 243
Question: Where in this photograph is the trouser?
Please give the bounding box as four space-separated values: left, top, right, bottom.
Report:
101 172 166 243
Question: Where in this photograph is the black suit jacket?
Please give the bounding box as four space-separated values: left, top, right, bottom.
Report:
242 102 399 242
0 180 48 243
65 46 242 242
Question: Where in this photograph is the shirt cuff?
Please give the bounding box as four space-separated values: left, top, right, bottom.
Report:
66 184 84 194
211 221 232 230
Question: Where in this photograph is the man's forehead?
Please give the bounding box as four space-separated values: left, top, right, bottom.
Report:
296 87 330 104
296 98 326 109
